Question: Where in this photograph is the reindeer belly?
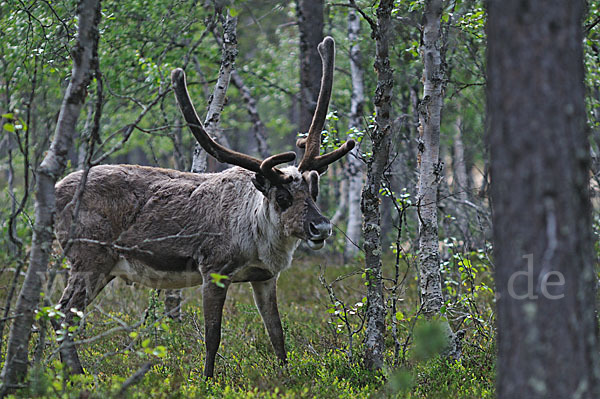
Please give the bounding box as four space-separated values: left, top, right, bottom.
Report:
230 266 275 283
111 257 204 289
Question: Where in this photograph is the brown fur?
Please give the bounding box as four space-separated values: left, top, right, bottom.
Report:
53 163 331 376
55 164 326 280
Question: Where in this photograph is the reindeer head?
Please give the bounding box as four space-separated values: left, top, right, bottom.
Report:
172 37 354 250
249 166 328 249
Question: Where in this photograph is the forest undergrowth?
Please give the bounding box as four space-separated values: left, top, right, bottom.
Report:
0 249 495 398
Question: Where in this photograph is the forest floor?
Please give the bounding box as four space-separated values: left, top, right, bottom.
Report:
0 250 495 398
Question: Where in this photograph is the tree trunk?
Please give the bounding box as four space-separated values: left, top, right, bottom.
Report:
212 27 270 159
488 0 600 398
295 0 324 133
416 0 445 317
0 0 100 391
165 13 239 321
416 0 460 358
362 0 394 370
230 71 270 158
344 10 365 258
190 13 238 173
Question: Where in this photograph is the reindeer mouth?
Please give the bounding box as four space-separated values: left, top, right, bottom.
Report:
307 238 326 250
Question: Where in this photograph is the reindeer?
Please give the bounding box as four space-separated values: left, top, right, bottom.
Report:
53 37 354 377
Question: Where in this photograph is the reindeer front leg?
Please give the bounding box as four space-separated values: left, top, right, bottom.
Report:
251 278 287 365
202 279 230 378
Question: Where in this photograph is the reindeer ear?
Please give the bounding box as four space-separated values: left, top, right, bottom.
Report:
251 173 271 195
305 171 320 200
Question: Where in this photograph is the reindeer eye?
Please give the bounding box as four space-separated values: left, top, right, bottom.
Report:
275 188 293 210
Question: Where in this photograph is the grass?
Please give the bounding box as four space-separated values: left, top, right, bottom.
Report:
0 249 495 398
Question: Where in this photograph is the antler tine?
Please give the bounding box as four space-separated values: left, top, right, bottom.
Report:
310 140 356 175
297 37 356 173
171 68 263 174
260 152 297 185
297 37 335 162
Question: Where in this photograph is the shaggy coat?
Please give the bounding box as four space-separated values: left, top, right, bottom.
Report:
55 164 325 290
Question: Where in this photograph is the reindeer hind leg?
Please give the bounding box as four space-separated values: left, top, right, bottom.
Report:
53 248 116 374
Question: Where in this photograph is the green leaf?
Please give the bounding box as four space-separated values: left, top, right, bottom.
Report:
3 123 15 132
153 345 167 358
210 273 229 288
2 113 13 119
395 311 405 321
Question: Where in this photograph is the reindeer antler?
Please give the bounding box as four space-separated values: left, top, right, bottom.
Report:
172 68 294 185
297 37 356 174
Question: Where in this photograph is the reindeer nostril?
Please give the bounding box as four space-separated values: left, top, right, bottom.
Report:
309 221 332 238
309 222 320 237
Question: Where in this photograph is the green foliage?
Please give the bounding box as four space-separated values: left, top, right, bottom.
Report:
0 257 495 398
409 346 495 399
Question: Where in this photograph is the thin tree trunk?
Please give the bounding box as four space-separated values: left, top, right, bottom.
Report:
416 0 460 357
230 70 270 158
452 116 468 202
416 0 445 317
296 0 324 133
0 0 100 391
362 0 394 370
190 13 238 173
212 28 270 159
165 13 239 320
77 102 94 169
163 289 183 321
344 9 365 258
488 0 600 397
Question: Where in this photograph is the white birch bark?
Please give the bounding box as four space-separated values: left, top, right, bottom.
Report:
416 0 460 358
190 14 238 173
166 14 239 320
417 0 444 317
344 10 365 258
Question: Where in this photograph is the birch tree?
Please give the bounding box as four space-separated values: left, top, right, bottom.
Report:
344 9 365 258
230 70 270 158
417 0 445 319
488 0 600 397
165 13 239 320
416 0 461 358
190 13 238 173
0 0 101 391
